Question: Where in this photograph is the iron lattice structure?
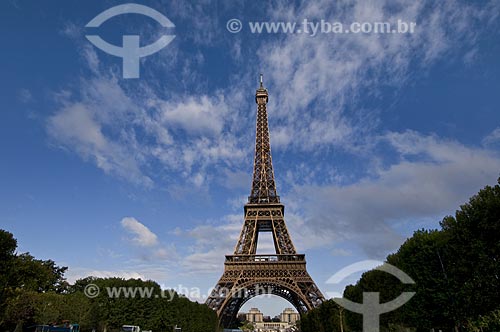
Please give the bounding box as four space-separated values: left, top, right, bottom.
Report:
206 76 325 327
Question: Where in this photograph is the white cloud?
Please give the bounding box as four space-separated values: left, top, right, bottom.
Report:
293 131 500 258
121 217 159 247
482 127 500 148
181 250 225 275
51 22 254 190
161 95 228 135
331 248 353 257
65 268 146 284
17 88 33 103
258 0 499 152
65 264 173 284
219 169 251 190
168 0 219 46
47 102 152 187
48 0 500 282
46 73 249 190
48 0 499 195
169 128 500 261
175 214 243 275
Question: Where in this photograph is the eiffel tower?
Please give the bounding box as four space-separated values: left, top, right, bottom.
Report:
206 75 325 327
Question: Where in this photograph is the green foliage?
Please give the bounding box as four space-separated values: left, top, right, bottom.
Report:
385 230 452 330
72 277 213 331
300 299 344 332
466 308 500 332
12 253 68 293
0 230 17 267
0 230 219 332
0 230 18 325
2 276 219 332
4 291 89 326
439 180 500 322
239 321 255 332
302 179 500 332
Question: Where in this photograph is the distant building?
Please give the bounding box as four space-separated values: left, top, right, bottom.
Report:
280 308 299 324
256 322 290 331
243 308 299 332
246 308 264 323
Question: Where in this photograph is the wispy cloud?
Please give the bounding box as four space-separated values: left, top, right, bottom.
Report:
47 101 152 186
49 0 499 192
174 214 242 275
293 131 500 258
331 248 353 257
482 127 500 149
45 0 500 282
121 217 159 247
160 95 228 136
259 0 499 151
46 72 249 190
17 88 33 103
66 269 146 283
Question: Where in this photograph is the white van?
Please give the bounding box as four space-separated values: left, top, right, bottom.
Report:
121 326 140 332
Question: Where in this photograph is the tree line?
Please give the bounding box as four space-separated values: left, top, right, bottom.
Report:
300 179 500 332
0 231 218 332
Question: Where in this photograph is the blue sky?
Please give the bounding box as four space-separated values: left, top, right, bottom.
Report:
1 0 500 317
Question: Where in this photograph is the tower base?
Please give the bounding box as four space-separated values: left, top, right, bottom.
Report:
206 254 324 327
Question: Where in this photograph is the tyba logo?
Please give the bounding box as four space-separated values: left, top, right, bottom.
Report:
326 260 416 332
85 3 175 78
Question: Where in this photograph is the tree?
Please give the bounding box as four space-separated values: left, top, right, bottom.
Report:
300 299 343 332
439 178 500 329
304 178 500 332
240 321 255 332
386 229 453 330
0 230 17 272
0 230 220 331
4 290 40 331
71 276 219 332
12 253 68 293
0 230 18 326
0 230 68 331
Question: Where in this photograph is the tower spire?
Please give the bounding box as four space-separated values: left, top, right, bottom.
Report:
249 74 279 204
